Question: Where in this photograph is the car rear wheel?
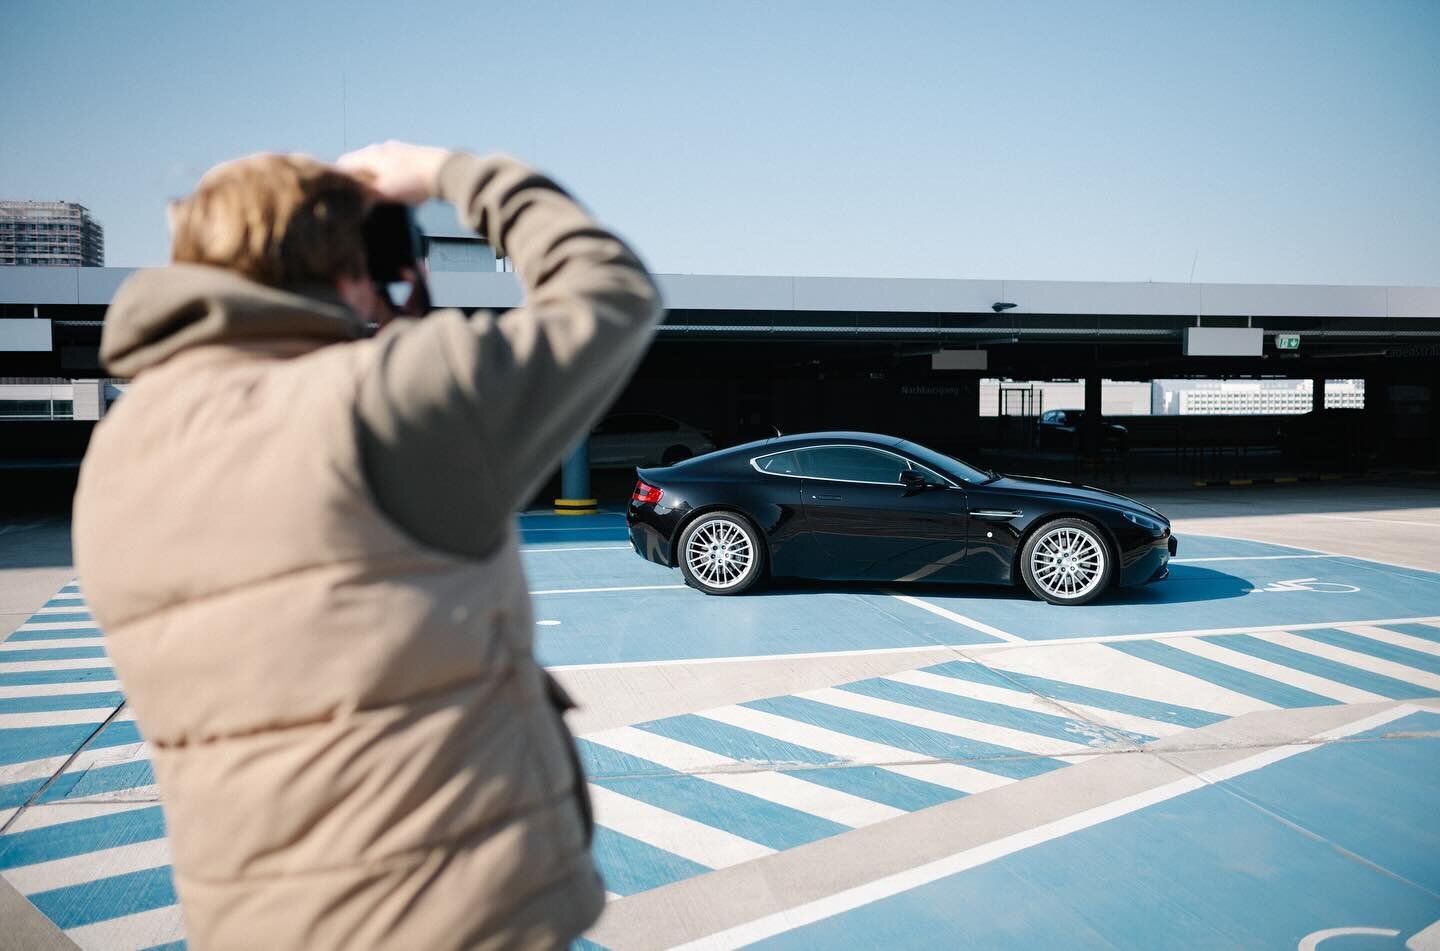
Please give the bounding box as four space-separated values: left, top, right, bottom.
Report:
678 512 764 595
1020 518 1113 605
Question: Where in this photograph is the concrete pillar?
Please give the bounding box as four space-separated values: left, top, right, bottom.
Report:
71 379 106 420
1081 374 1102 459
555 437 597 515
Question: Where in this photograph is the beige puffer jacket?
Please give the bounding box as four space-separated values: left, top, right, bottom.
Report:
72 153 661 949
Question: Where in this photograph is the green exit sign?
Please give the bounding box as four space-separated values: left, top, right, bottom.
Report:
1275 333 1301 351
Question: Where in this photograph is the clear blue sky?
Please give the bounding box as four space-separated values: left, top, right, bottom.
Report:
3 0 1437 285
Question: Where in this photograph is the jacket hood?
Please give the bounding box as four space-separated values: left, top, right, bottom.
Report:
101 264 368 377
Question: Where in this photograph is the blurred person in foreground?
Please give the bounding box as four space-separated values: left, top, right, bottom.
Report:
71 142 662 949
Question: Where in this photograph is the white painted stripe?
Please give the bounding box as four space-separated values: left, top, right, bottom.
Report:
585 727 904 827
1314 514 1440 528
672 705 1423 951
981 642 1271 717
0 657 110 673
1176 531 1437 574
65 901 185 951
0 637 104 652
888 595 1023 643
530 584 686 596
1172 554 1338 563
0 707 117 729
13 621 101 633
0 742 148 792
1341 625 1440 658
33 606 93 616
798 687 1094 757
6 838 172 895
885 669 1189 739
0 680 122 700
521 545 632 553
606 891 622 903
1257 631 1440 692
5 790 161 833
696 705 1013 794
1162 637 1388 704
587 784 773 867
546 616 1440 672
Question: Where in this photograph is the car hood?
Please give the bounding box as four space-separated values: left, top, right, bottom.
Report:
985 474 1165 520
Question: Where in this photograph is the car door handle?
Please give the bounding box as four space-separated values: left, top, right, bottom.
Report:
810 494 844 501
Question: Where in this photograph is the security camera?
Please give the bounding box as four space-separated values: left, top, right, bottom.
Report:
992 302 1017 313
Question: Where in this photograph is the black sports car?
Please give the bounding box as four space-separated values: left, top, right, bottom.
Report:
626 432 1175 605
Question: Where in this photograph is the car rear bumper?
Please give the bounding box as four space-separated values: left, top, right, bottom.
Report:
627 502 681 567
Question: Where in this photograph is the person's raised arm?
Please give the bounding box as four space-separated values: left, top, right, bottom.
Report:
340 142 663 559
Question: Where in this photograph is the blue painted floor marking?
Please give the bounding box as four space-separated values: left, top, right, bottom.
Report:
923 660 1227 728
1389 623 1440 643
0 646 107 664
0 667 116 687
0 691 125 715
0 720 138 768
1290 627 1440 675
1106 639 1340 708
0 806 166 870
743 696 1069 779
780 765 966 813
29 866 177 930
591 825 710 896
38 760 156 803
1202 634 1437 699
4 628 106 642
750 715 1440 949
18 613 93 625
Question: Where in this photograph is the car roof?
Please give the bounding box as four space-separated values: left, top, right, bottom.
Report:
758 431 907 451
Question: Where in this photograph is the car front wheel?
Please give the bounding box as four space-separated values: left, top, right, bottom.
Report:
1020 518 1113 605
678 512 765 595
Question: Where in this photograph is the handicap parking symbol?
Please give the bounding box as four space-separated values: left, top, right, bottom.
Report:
1250 577 1362 594
1300 917 1440 949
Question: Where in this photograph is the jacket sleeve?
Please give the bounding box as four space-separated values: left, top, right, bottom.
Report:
353 153 663 559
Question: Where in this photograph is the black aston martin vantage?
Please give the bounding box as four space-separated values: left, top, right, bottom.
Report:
626 432 1176 605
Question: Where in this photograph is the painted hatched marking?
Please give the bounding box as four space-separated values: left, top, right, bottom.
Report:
695 705 1011 794
979 642 1275 717
0 708 117 730
0 680 122 701
64 903 186 951
585 726 904 827
1201 634 1436 700
1157 636 1387 704
0 657 112 674
13 622 101 634
885 669 1185 738
5 837 172 895
587 784 773 868
797 686 1094 758
5 795 161 834
1259 630 1440 691
1107 639 1346 709
28 865 176 931
1342 625 1440 658
0 639 105 653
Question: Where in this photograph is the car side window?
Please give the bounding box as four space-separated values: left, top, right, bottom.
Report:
905 460 950 486
799 447 906 484
754 451 803 476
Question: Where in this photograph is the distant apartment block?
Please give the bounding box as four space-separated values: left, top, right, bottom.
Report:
1153 378 1364 415
0 201 104 267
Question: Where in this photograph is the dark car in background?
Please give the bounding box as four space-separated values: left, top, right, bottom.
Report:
627 432 1174 605
1035 410 1129 451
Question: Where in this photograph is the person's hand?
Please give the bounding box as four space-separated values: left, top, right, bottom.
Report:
337 141 452 205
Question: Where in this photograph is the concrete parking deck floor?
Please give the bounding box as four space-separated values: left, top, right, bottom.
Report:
1 482 1437 949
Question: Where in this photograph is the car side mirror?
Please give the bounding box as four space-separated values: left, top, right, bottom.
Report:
900 470 926 492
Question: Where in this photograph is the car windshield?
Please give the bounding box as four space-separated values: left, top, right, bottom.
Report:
895 440 995 484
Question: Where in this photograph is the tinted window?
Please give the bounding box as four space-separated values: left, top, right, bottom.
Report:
754 450 803 475
799 447 907 484
894 440 992 484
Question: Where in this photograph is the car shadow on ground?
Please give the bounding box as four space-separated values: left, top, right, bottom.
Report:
751 564 1254 606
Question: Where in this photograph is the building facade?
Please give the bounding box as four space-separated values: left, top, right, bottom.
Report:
0 201 104 267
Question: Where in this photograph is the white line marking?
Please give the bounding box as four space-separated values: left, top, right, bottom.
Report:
797 687 1094 757
584 726 905 827
32 606 93 616
1162 636 1388 704
0 680 122 701
588 784 773 867
0 658 110 673
1171 555 1338 563
1314 514 1440 528
521 545 632 553
531 584 686 596
64 901 185 951
0 708 118 729
1258 631 1440 692
981 642 1269 717
884 668 1190 739
12 622 102 633
1176 531 1437 574
887 595 1024 643
1341 625 1440 658
4 792 162 833
545 616 1440 672
0 638 105 652
672 705 1425 950
6 838 171 895
0 742 149 795
695 705 1013 794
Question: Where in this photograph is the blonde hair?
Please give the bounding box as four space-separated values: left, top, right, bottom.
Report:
170 154 369 288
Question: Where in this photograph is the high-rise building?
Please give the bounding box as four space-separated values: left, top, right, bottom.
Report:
0 201 105 267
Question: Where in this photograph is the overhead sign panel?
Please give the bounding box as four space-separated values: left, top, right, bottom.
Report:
932 349 988 370
1183 327 1263 357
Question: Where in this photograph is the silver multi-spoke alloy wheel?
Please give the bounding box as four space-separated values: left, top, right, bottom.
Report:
679 513 764 594
1020 518 1113 605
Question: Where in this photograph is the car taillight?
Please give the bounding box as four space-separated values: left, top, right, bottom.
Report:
632 480 664 505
